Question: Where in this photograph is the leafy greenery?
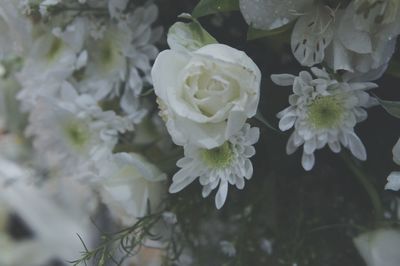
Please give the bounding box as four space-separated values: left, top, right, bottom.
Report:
70 213 163 266
169 14 218 50
376 96 400 119
386 60 400 79
247 23 294 41
192 0 239 18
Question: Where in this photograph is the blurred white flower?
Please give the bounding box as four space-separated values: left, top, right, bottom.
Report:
26 82 132 177
220 240 236 257
169 124 259 209
354 229 400 266
152 43 260 149
16 28 85 111
74 3 160 123
95 152 167 226
272 68 377 170
0 157 96 265
0 0 32 58
385 138 400 191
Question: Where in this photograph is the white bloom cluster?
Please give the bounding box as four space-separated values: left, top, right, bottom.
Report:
152 22 261 209
272 68 377 170
0 1 400 264
0 0 167 233
240 0 400 80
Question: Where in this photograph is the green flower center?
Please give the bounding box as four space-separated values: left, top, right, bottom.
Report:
98 38 121 72
307 96 344 129
63 120 90 151
46 37 64 62
201 142 234 169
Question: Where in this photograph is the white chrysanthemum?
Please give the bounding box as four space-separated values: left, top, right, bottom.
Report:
169 124 259 209
76 4 159 97
95 152 167 226
17 27 86 111
385 138 400 191
26 82 132 176
272 67 377 170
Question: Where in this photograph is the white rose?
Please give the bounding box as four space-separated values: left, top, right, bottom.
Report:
151 43 261 149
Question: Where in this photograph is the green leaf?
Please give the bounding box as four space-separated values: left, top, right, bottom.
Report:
376 96 400 119
386 60 400 79
168 19 218 52
192 0 239 18
247 22 293 40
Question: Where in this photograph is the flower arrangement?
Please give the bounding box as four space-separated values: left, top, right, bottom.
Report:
0 0 400 265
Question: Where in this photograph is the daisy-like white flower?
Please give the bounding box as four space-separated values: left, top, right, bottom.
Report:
73 3 160 123
16 26 87 111
169 124 259 209
26 82 132 177
272 67 377 171
385 138 400 191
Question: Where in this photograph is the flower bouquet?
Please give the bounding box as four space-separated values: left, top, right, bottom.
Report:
0 0 400 265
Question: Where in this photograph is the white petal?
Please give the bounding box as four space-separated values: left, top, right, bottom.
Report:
235 176 245 190
286 133 302 155
349 82 378 91
246 127 260 145
346 132 367 161
338 4 372 54
271 74 296 86
244 159 253 179
202 184 213 198
393 138 400 165
302 152 315 171
304 138 317 154
279 115 296 131
354 229 400 266
328 141 341 153
215 180 228 209
311 67 330 79
226 110 247 139
385 172 400 191
172 167 194 183
169 175 197 193
291 6 334 67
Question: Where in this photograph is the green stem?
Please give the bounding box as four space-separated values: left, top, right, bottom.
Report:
341 152 383 222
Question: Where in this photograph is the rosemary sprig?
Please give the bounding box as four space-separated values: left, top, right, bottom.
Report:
69 212 163 266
